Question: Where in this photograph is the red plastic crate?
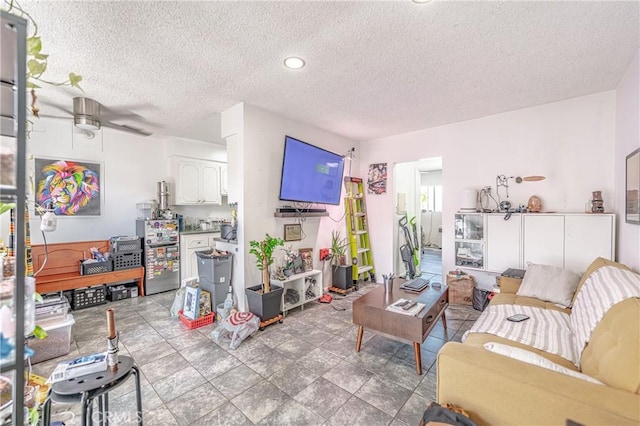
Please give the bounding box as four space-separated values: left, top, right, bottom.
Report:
178 310 214 329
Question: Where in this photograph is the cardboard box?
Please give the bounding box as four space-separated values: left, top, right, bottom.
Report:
48 352 108 384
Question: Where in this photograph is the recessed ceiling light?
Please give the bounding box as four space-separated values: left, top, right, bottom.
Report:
412 0 431 3
284 57 305 69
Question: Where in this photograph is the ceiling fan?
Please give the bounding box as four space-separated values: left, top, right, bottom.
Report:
39 97 153 137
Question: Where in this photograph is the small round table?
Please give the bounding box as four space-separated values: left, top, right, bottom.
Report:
43 355 142 425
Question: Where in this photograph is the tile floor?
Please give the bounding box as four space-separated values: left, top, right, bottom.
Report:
33 281 480 426
420 247 442 284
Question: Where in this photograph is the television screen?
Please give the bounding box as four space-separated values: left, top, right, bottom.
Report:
279 136 345 205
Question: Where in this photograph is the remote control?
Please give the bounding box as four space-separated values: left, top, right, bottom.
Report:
402 301 417 310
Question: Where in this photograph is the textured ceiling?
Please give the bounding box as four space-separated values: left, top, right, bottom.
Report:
16 1 640 142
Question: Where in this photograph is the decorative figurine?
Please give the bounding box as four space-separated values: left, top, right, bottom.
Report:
591 191 604 213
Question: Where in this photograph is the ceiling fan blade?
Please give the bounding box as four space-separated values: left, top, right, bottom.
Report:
522 175 546 181
103 121 152 137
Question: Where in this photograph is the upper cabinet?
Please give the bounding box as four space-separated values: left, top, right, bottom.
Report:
220 163 228 196
170 156 222 205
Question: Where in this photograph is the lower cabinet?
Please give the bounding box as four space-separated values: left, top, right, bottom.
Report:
180 233 220 282
271 269 323 316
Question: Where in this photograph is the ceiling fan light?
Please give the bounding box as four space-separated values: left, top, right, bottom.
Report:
74 116 101 131
284 57 305 69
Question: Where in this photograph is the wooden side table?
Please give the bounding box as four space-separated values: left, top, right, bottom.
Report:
42 355 142 425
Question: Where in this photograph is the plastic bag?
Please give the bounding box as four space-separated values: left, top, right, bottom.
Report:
170 288 185 318
211 311 260 350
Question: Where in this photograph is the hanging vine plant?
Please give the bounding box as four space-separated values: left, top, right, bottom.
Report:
2 0 84 118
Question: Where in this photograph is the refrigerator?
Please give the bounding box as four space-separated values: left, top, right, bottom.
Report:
136 219 180 295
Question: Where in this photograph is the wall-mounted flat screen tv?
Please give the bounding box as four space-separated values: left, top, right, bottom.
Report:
279 135 345 205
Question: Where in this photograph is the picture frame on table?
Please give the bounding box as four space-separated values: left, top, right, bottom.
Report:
299 247 313 272
183 285 201 320
284 223 302 241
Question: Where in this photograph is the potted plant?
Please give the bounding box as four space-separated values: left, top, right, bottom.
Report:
330 230 353 290
246 234 285 321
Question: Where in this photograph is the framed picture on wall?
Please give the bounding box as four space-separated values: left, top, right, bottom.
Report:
626 148 640 224
284 223 302 241
33 157 102 216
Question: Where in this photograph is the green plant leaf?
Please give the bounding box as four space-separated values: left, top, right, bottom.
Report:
69 72 83 91
0 203 15 215
33 52 48 60
26 81 41 89
27 59 46 76
26 36 42 55
32 325 48 340
34 292 43 303
28 407 39 425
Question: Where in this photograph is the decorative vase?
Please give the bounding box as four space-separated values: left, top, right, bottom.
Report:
591 191 604 213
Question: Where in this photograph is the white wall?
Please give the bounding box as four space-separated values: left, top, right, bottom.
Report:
222 103 359 310
359 92 617 286
18 119 227 245
615 48 640 272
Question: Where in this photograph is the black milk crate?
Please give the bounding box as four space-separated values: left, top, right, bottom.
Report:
109 237 141 253
106 285 129 302
72 285 107 310
113 250 142 270
79 259 113 275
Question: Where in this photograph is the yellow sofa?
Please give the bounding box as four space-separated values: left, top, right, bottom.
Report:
437 258 640 426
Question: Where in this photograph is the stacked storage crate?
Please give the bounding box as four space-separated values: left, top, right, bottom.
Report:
108 236 142 300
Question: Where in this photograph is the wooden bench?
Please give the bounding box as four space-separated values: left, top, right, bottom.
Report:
32 240 145 297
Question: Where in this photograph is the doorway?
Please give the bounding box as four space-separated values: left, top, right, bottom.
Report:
393 157 442 281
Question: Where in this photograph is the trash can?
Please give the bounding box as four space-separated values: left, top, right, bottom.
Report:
196 250 233 311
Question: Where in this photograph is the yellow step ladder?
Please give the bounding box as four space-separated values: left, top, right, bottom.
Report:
344 177 375 285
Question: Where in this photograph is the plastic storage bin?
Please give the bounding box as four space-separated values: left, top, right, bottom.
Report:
113 250 142 270
196 250 233 310
28 314 75 364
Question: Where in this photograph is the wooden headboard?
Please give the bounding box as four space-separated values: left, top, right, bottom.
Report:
31 240 109 277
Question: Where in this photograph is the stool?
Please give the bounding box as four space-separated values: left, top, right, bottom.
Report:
42 355 142 425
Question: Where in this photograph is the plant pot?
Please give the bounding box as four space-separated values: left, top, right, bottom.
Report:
331 265 353 290
245 283 284 321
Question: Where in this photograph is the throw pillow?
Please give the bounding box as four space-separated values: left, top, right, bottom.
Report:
516 263 581 308
483 342 603 384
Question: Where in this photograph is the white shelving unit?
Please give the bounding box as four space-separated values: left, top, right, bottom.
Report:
271 269 322 316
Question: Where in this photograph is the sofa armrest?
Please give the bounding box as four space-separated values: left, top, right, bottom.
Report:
498 276 522 294
437 342 640 426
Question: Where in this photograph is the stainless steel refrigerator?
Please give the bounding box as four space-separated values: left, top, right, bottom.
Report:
136 219 180 295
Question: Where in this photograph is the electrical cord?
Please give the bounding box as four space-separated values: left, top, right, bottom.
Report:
33 229 48 277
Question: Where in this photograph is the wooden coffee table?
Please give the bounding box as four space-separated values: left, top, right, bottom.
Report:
352 279 448 375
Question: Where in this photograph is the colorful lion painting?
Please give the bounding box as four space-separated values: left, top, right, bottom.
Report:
36 160 100 215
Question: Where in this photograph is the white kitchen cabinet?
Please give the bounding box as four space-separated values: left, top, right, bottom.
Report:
170 156 222 205
220 163 228 196
272 269 323 316
486 214 522 272
180 232 220 281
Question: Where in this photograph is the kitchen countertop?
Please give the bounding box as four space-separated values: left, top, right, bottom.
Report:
179 229 222 235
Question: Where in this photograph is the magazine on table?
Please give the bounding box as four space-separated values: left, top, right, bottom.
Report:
386 298 425 316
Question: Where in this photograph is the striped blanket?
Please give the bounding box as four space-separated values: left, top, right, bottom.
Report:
571 266 640 363
462 304 578 365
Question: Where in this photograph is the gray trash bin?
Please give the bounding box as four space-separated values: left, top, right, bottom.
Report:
196 250 233 311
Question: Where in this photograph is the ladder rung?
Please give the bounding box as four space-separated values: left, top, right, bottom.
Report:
355 213 365 217
357 248 369 254
355 230 367 235
358 265 373 274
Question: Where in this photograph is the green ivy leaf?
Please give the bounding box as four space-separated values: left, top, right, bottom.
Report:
33 53 49 60
26 36 42 56
32 325 48 340
27 59 46 76
26 81 41 89
69 73 83 91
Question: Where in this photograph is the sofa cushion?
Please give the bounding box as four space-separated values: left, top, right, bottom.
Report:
580 298 640 394
572 257 631 305
463 332 578 370
483 342 603 384
490 293 571 314
516 263 581 307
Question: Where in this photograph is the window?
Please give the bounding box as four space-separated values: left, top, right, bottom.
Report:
421 185 442 212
